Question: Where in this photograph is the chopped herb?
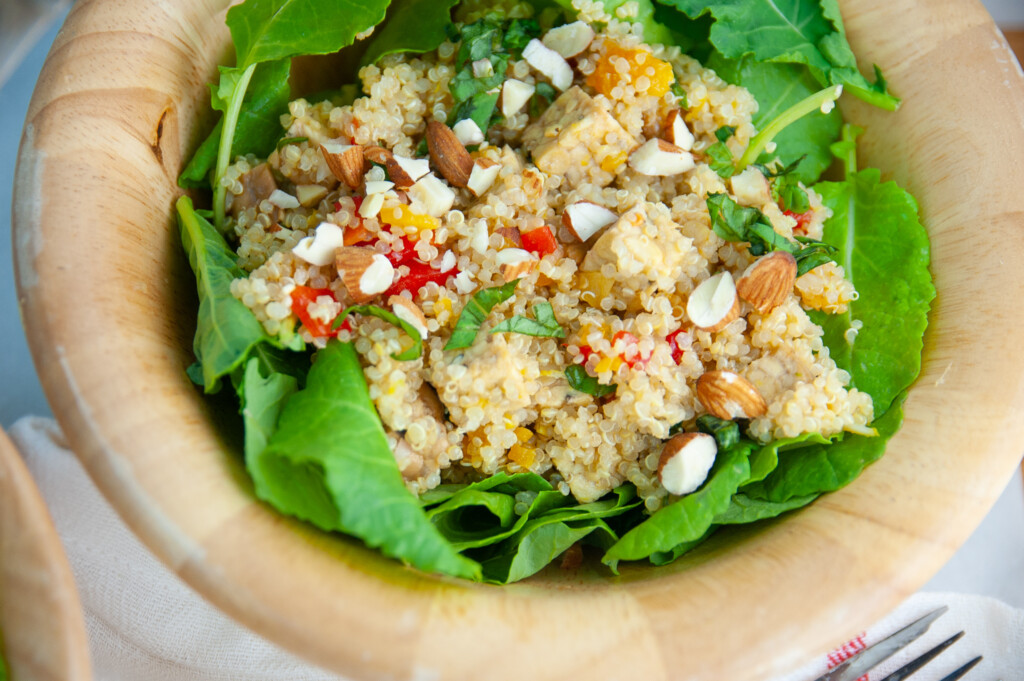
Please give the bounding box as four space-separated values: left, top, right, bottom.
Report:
696 414 741 450
707 193 838 271
445 280 520 350
793 237 839 277
565 365 616 397
714 125 736 143
705 141 735 178
333 305 423 361
706 193 796 256
530 81 557 117
671 81 689 108
492 302 565 338
501 18 540 53
276 136 308 150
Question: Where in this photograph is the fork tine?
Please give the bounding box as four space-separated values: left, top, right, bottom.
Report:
937 656 983 681
876 631 965 681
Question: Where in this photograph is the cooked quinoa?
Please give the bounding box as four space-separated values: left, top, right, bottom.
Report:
223 0 872 511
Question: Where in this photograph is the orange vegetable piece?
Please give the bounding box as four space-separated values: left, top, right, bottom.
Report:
586 41 674 98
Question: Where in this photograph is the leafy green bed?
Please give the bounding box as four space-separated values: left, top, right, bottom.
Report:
176 0 935 582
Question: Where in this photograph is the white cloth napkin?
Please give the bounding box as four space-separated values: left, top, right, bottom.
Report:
9 416 1024 681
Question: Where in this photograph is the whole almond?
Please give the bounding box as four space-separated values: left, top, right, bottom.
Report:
696 370 768 420
336 247 395 304
736 251 798 314
426 120 474 188
321 144 366 188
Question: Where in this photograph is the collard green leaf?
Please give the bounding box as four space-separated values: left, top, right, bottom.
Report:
714 492 818 524
660 0 898 110
179 59 291 189
176 196 278 392
254 341 480 579
706 53 842 184
420 472 553 507
481 517 617 583
812 169 934 412
236 357 299 461
744 432 832 486
743 396 904 503
361 0 460 66
602 441 754 569
565 365 616 397
445 279 520 350
492 302 565 338
227 0 391 68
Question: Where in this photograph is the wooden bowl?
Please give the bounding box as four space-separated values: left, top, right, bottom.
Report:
12 0 1024 678
0 429 91 681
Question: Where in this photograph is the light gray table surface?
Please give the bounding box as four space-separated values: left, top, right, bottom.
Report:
1 4 1022 624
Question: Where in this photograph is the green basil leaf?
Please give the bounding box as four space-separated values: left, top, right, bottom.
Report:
334 304 424 361
276 136 308 149
714 125 736 143
502 18 541 53
704 141 735 178
565 365 616 397
445 280 520 350
706 193 797 255
491 302 565 338
793 238 839 277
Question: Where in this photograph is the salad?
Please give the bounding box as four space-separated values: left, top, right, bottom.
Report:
176 0 934 582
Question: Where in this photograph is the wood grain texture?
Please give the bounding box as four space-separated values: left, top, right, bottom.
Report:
10 0 1024 679
0 429 91 681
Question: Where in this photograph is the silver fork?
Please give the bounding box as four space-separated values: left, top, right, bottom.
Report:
813 606 986 681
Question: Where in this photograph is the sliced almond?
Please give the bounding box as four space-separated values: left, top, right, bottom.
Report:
358 192 386 219
292 222 346 266
453 118 485 146
658 432 718 496
268 189 300 209
336 247 395 304
393 155 431 184
736 251 798 314
295 184 328 208
426 120 474 188
467 158 501 196
523 38 574 91
321 143 366 188
541 21 595 58
664 110 695 151
562 201 617 242
696 371 768 420
384 155 416 189
389 295 430 339
502 79 535 117
628 138 695 176
729 167 771 206
408 173 456 217
686 271 740 332
503 259 539 282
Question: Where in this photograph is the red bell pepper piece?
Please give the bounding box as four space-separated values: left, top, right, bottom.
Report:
666 329 688 365
784 209 814 235
520 225 559 257
289 286 347 337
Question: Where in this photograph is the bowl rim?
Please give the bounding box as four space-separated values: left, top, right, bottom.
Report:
0 427 91 681
12 0 1024 678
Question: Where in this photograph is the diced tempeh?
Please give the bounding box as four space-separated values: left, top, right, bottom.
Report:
520 86 637 188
